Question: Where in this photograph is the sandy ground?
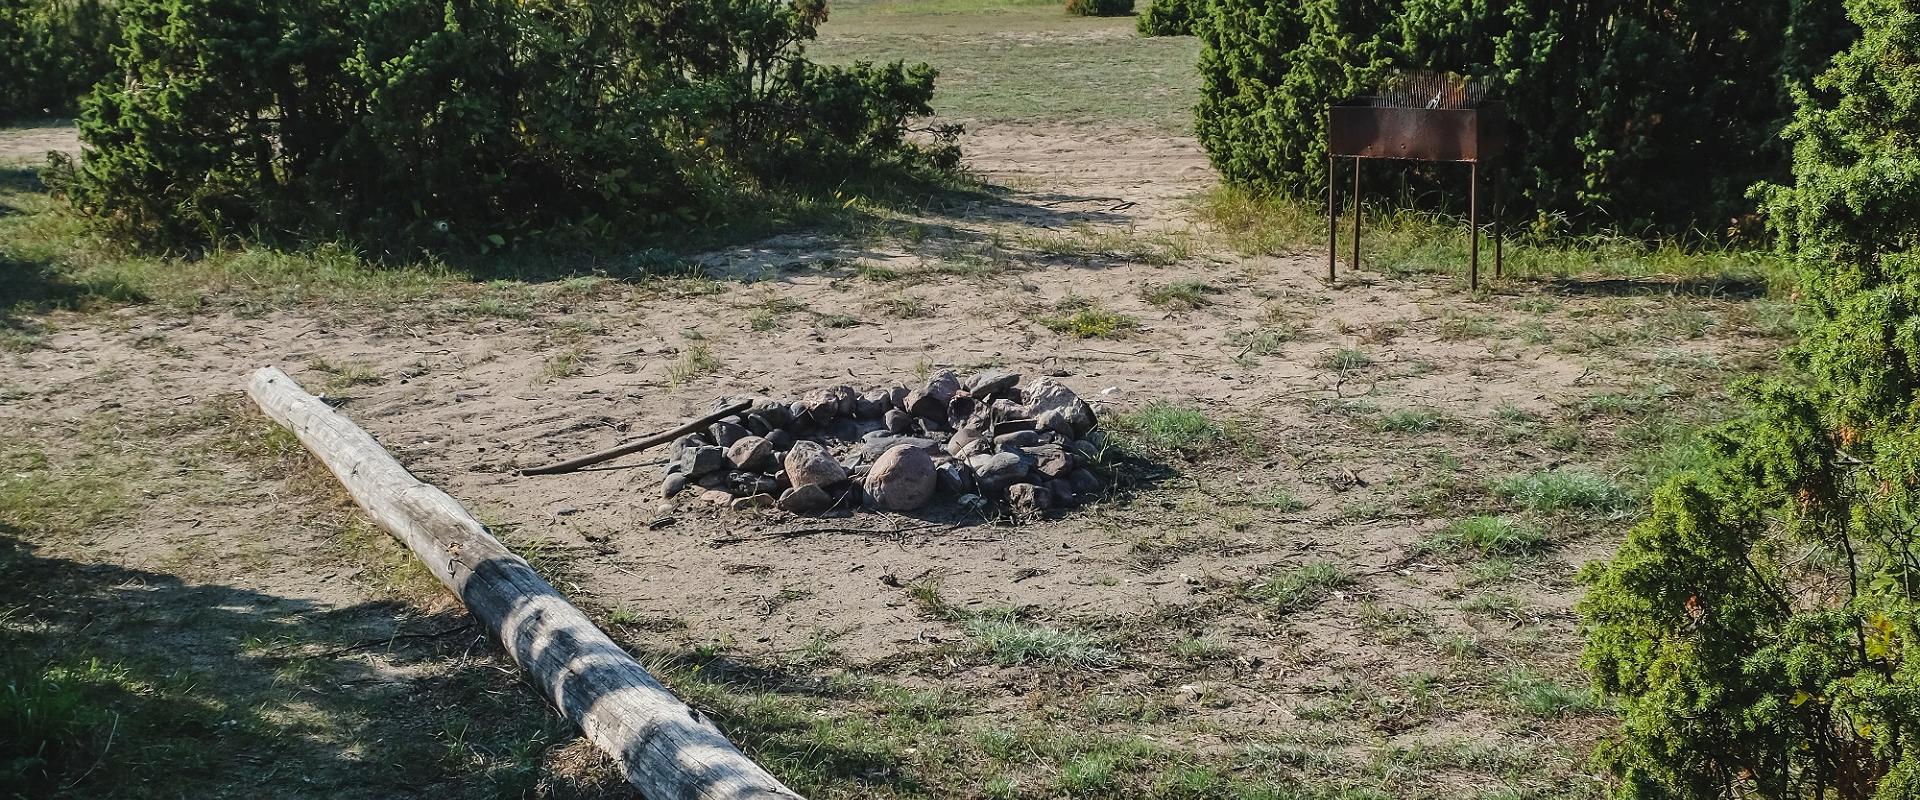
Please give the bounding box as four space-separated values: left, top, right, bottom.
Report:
4 116 1778 795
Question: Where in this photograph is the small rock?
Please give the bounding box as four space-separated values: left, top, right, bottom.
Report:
1047 478 1078 507
784 440 848 489
752 398 791 428
925 370 963 404
969 451 1033 496
1069 438 1103 462
1022 377 1096 435
668 433 710 462
935 461 976 496
778 483 834 513
805 385 860 418
991 417 1039 436
662 473 691 498
886 385 911 411
947 427 985 458
700 488 734 506
731 493 776 512
865 444 938 511
1033 408 1076 437
765 429 795 450
742 413 774 436
726 436 776 471
673 445 729 478
696 470 731 490
885 409 916 435
1027 444 1076 479
1069 468 1103 496
726 470 764 496
709 419 750 448
994 430 1045 449
1006 482 1052 515
904 388 942 420
957 493 989 512
966 369 1022 397
860 436 938 462
857 389 890 418
786 401 813 430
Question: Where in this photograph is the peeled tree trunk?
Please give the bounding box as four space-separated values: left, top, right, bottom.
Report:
245 366 801 800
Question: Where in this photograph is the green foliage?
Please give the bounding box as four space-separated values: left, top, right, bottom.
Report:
1064 0 1131 16
1 656 126 795
1580 3 1920 796
1135 0 1195 36
1193 0 1854 232
0 0 119 119
59 0 957 253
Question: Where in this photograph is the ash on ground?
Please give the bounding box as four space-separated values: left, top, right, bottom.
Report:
662 370 1107 516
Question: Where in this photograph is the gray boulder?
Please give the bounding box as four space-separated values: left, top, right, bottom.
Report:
784 440 847 489
969 451 1033 496
864 444 938 511
1023 378 1096 435
1006 482 1052 515
778 483 834 513
726 436 776 472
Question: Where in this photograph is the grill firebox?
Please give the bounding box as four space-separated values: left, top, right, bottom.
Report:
1326 74 1507 288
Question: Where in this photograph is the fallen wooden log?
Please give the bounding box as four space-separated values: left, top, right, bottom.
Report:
520 400 754 476
246 367 800 800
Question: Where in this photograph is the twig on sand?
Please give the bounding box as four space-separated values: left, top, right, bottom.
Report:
708 521 955 547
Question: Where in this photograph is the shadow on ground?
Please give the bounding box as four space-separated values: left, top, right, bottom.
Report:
0 530 626 800
1546 274 1771 300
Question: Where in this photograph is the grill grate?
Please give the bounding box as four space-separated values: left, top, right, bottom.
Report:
1368 71 1488 110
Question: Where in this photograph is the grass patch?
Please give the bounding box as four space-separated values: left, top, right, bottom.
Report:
870 293 929 319
1415 516 1547 558
667 343 720 384
1492 469 1630 513
963 609 1115 668
1251 487 1308 512
1319 347 1373 372
1141 279 1219 311
1040 304 1138 339
1110 402 1226 456
1376 407 1447 433
1498 667 1599 718
1203 186 1792 284
1249 562 1354 614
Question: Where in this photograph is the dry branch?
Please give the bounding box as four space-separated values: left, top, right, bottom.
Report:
520 400 754 476
246 367 799 800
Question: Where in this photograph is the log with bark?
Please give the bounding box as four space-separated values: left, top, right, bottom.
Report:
246 367 800 800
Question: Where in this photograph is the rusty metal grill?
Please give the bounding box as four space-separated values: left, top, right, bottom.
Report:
1326 72 1506 288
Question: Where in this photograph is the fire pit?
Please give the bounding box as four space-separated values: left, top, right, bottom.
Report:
661 370 1107 517
1326 71 1506 288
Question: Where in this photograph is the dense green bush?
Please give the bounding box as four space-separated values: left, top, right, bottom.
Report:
1194 0 1854 233
0 0 119 119
1579 1 1920 797
58 0 956 253
1065 0 1132 17
1136 0 1196 36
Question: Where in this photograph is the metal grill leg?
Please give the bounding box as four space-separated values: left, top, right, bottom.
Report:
1469 161 1480 291
1351 158 1362 274
1493 164 1503 280
1327 154 1337 283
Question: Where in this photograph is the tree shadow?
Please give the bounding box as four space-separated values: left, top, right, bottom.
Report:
1544 274 1771 300
0 530 624 799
